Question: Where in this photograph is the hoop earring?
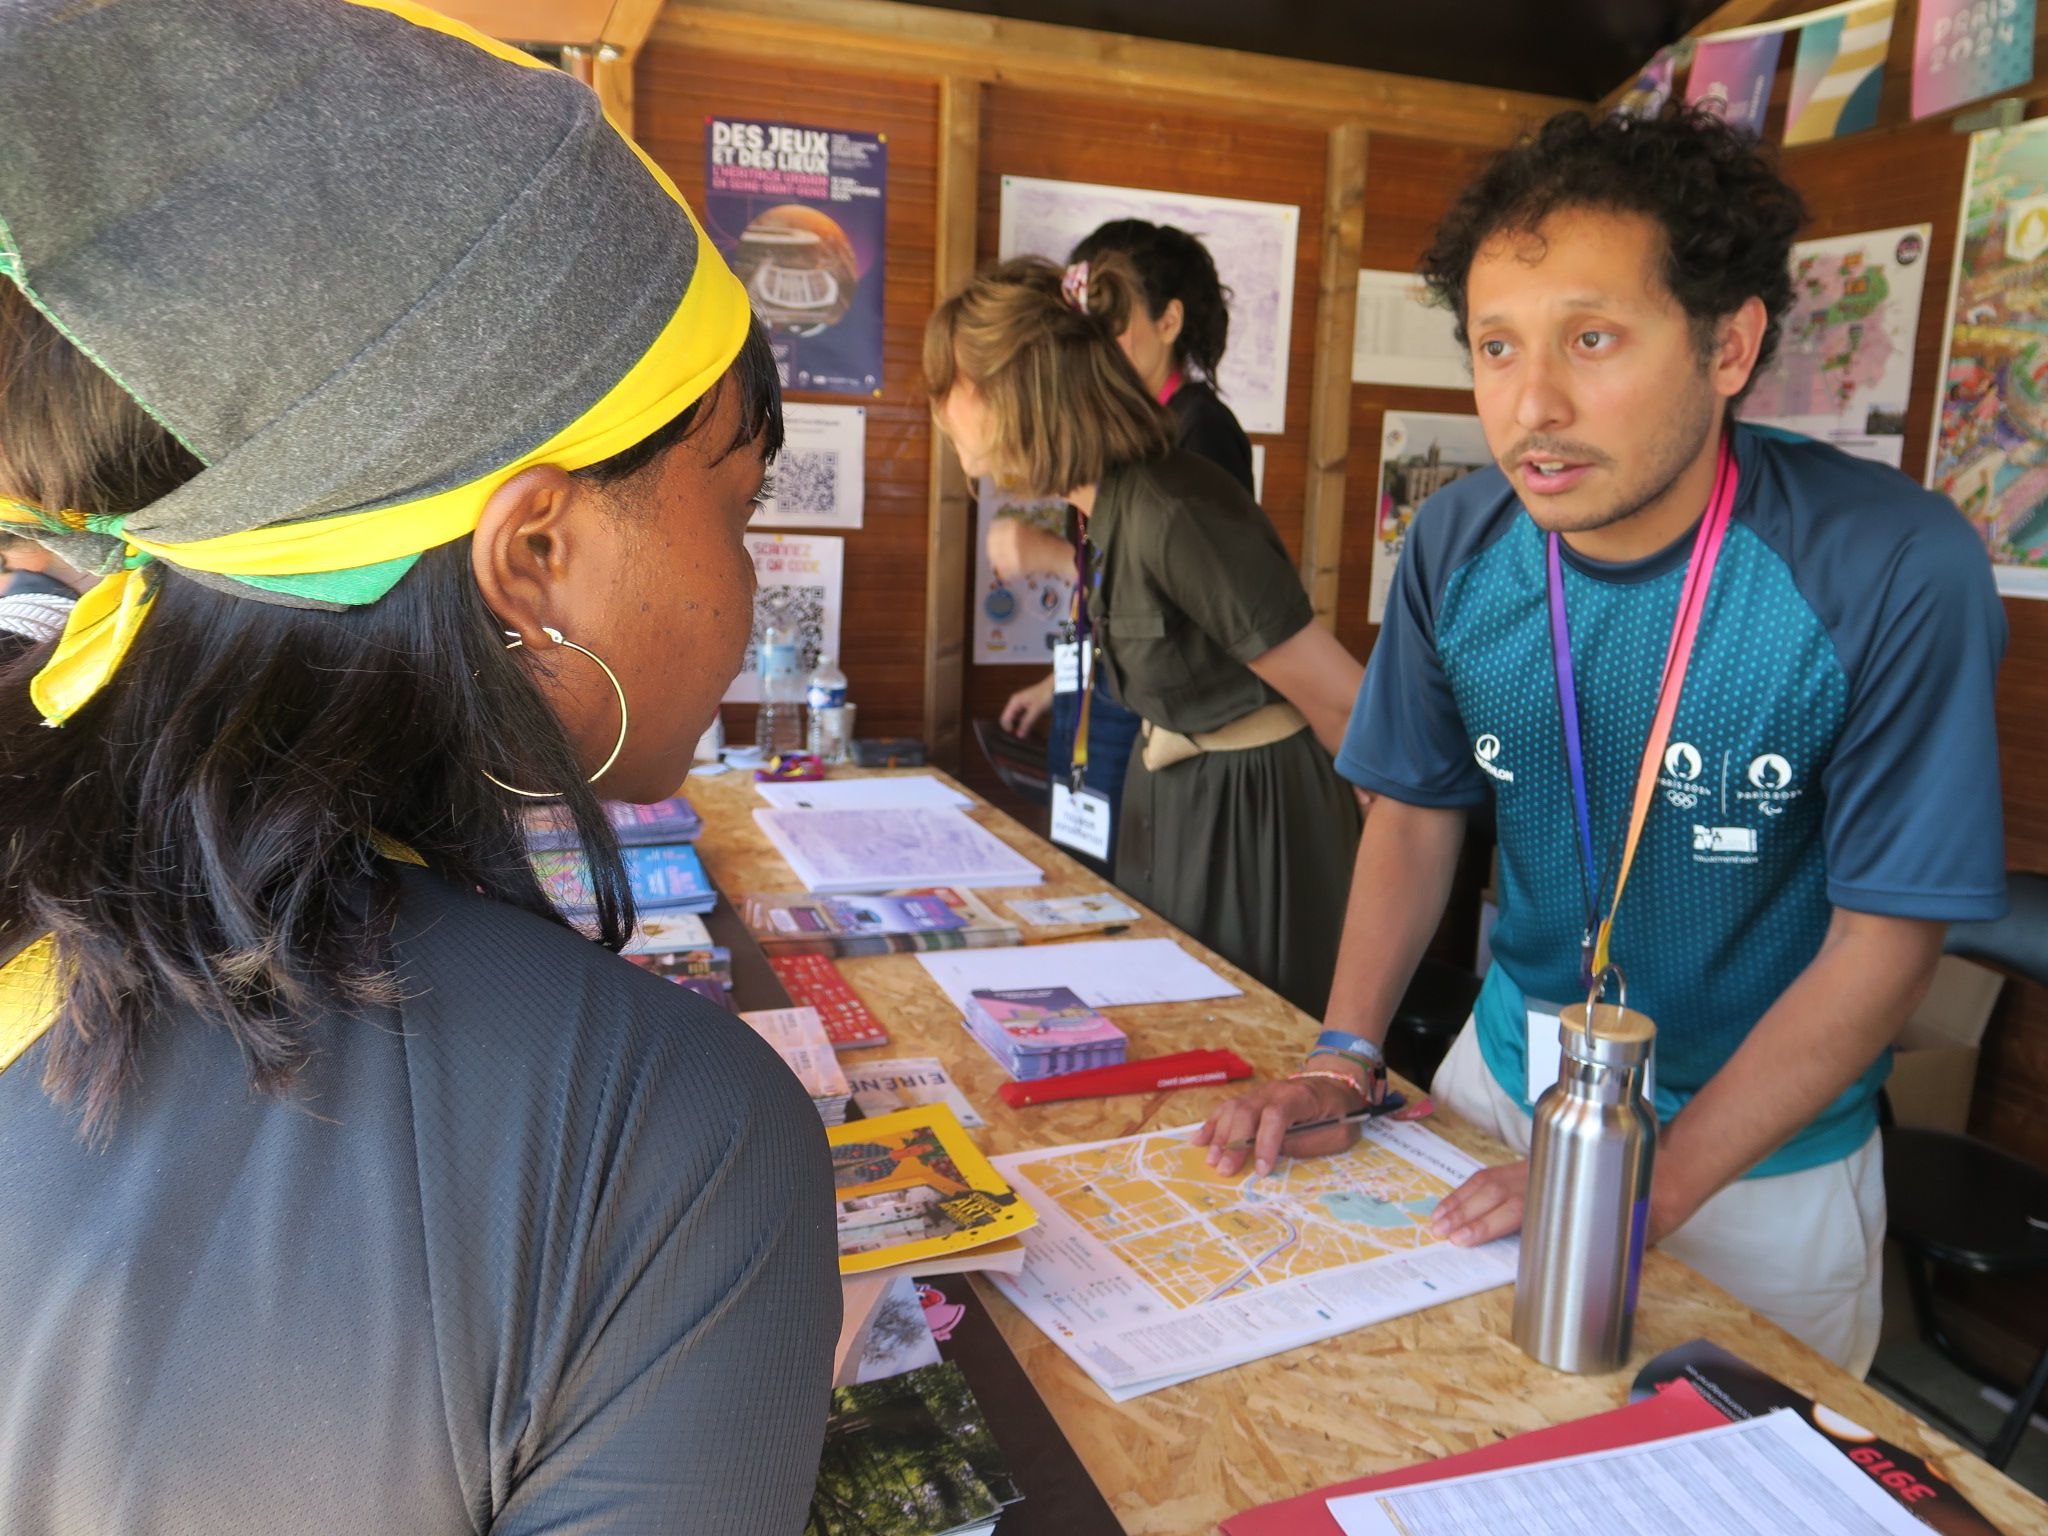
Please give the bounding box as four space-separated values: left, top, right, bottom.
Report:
483 626 630 799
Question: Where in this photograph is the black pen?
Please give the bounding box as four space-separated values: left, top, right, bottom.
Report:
1220 1091 1409 1149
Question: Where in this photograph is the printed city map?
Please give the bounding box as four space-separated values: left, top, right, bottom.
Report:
991 1119 1517 1399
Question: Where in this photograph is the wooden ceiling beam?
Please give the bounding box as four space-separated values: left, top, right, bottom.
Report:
653 0 1579 146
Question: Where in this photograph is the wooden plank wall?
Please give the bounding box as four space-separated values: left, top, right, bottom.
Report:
961 88 1333 789
638 19 2048 1175
637 47 940 748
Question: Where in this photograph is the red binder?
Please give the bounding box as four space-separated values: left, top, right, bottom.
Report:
1219 1379 1726 1535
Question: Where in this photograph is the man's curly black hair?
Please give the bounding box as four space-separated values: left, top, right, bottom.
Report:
1421 104 1806 405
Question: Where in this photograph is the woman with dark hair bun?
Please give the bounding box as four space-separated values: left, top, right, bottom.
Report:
0 3 834 1530
993 220 1259 876
935 255 1363 1016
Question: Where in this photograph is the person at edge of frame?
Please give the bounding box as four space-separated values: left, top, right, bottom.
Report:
0 2 837 1530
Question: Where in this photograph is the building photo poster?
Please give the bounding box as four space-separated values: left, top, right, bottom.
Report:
705 116 887 397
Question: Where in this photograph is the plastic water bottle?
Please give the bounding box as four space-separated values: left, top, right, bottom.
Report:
755 622 805 755
805 653 851 765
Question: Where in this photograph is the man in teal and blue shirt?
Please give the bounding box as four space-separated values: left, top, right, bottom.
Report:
1196 106 2006 1375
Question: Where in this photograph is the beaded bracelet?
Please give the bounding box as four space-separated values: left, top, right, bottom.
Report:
1285 1067 1371 1105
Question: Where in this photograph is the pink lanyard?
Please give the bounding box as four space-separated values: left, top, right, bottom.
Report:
1547 436 1738 987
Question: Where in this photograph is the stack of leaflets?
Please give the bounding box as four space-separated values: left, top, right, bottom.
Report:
740 1007 852 1125
805 1361 1022 1536
964 987 1127 1081
532 841 717 917
829 1106 1037 1278
629 944 736 1012
523 794 702 849
743 887 1020 958
770 953 890 1050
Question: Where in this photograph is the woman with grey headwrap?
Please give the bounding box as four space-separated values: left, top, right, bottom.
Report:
0 1 836 1531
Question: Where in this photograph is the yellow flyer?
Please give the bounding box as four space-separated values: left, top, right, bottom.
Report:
828 1105 1037 1275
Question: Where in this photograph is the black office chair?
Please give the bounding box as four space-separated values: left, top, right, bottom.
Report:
1873 871 2048 1470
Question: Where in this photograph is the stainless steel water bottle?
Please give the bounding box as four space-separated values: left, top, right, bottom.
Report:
1511 968 1657 1374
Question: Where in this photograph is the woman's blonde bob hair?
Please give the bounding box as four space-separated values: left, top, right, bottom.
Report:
923 255 1172 495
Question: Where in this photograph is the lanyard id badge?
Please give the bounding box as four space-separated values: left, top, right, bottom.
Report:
1547 436 1738 995
1051 515 1112 859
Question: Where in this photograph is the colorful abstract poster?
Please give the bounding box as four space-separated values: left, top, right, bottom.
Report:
1740 224 1930 467
1685 31 1787 137
1785 1 1897 144
998 176 1300 434
1614 47 1677 118
1928 117 2048 597
704 117 886 397
1912 0 2037 120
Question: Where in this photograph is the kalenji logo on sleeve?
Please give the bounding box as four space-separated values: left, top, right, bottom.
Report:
1473 733 1514 783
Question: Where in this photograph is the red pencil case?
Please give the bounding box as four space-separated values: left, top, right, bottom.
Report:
996 1048 1254 1107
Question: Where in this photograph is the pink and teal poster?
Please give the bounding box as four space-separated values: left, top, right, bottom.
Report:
1785 1 1897 145
1912 0 2037 120
1685 32 1787 137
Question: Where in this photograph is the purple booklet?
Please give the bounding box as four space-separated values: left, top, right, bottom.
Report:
964 986 1127 1081
524 796 703 852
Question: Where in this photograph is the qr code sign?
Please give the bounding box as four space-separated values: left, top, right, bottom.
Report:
765 449 839 520
741 584 829 676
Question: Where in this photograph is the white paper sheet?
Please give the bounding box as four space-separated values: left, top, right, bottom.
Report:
753 775 972 813
753 806 1043 893
990 1118 1516 1401
724 533 845 704
1371 412 1492 625
1329 1408 1933 1536
914 938 1239 1012
1352 269 1470 390
998 175 1299 435
750 402 866 529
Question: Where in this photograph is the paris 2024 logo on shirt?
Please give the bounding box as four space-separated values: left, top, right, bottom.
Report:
1656 741 1803 867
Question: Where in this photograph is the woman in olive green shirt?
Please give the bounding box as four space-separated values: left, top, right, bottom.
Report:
926 256 1365 1014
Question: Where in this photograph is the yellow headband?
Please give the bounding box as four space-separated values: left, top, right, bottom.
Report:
1 0 752 726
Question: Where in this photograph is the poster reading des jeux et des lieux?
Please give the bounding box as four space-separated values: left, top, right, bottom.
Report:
705 116 887 397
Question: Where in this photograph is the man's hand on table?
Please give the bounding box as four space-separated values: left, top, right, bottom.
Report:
1192 1067 1383 1178
1429 1159 1699 1247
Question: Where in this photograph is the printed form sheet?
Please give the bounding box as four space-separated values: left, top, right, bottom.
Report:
1329 1408 1934 1536
990 1118 1517 1400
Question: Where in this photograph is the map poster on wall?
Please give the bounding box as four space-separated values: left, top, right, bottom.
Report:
724 533 845 703
997 176 1299 436
973 479 1073 666
1372 412 1493 625
705 117 886 398
750 403 865 530
1929 117 2048 597
1740 224 1930 468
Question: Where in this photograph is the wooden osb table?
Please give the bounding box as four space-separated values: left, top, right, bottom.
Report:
687 766 2048 1536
